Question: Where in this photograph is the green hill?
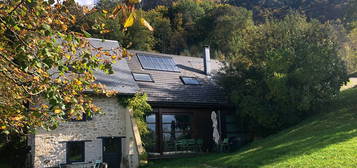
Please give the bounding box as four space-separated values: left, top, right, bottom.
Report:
144 88 357 168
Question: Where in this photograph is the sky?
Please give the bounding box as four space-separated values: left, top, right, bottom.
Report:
75 0 97 7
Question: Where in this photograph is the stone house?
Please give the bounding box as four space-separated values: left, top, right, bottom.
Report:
29 38 241 167
28 39 142 168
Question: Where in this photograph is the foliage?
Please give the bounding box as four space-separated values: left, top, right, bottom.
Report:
143 88 357 168
118 93 152 136
145 6 173 53
84 0 354 61
72 0 156 51
0 0 152 134
194 5 253 59
339 23 357 74
218 14 348 135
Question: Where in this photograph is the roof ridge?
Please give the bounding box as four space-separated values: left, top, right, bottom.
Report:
86 38 119 44
129 50 220 61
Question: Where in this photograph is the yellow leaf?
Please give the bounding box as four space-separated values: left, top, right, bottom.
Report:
41 104 49 109
47 18 53 24
124 12 135 28
61 24 68 31
0 126 6 130
54 78 61 83
33 76 40 81
102 10 108 14
129 0 141 3
64 96 71 102
54 108 62 114
65 54 71 59
140 18 154 31
12 115 24 121
75 80 82 85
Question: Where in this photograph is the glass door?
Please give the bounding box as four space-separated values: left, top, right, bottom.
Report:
161 113 192 152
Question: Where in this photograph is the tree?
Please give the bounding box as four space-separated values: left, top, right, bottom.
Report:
73 1 156 51
195 5 253 59
146 6 173 53
0 0 152 134
218 14 348 136
122 10 155 51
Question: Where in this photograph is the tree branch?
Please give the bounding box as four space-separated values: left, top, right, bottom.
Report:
8 0 25 15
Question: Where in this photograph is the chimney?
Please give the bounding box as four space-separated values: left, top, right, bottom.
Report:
203 45 211 75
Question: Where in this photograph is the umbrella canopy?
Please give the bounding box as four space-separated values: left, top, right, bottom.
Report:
211 111 220 144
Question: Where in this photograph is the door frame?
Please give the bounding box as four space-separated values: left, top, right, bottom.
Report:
97 136 125 167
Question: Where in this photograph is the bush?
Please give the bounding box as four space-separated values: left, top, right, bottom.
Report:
218 14 348 136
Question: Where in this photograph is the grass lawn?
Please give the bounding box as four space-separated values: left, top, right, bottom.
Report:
143 88 357 168
341 77 357 90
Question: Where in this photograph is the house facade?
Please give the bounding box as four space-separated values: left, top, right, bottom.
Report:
29 39 142 168
127 49 238 155
29 38 240 167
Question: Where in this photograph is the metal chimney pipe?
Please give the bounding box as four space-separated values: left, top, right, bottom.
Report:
203 45 211 75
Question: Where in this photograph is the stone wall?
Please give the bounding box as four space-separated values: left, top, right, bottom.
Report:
30 96 139 168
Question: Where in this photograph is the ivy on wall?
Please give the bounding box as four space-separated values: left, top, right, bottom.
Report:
118 93 152 137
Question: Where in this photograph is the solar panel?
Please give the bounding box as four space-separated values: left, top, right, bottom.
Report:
132 73 153 82
137 54 180 72
181 76 200 85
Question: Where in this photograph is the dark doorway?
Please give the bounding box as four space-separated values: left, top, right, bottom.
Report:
102 137 122 168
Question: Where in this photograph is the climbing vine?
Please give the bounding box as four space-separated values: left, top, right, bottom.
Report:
118 93 152 136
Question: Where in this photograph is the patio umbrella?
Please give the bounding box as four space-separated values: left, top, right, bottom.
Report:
211 111 220 145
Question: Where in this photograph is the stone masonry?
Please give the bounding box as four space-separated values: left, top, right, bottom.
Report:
29 96 140 168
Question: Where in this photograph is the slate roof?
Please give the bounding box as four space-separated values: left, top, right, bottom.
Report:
127 50 228 106
88 38 139 94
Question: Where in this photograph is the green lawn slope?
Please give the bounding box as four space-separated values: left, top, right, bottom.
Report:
144 88 357 168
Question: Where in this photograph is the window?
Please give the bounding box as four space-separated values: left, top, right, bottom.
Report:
161 114 192 152
180 76 200 85
132 73 153 82
223 114 240 138
66 141 85 163
137 54 180 72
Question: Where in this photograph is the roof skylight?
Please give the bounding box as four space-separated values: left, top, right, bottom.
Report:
180 76 200 85
132 73 153 82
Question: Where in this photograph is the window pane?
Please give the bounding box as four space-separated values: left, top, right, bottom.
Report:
132 73 153 82
162 123 191 132
147 124 156 132
181 77 200 85
67 142 84 163
146 114 156 123
162 115 175 123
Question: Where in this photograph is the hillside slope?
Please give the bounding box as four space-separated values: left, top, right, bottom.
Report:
144 88 357 168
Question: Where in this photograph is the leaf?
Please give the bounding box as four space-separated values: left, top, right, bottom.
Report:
111 5 121 18
129 0 141 3
124 12 135 28
140 18 154 31
3 130 9 135
54 108 62 114
100 29 111 34
81 29 91 38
